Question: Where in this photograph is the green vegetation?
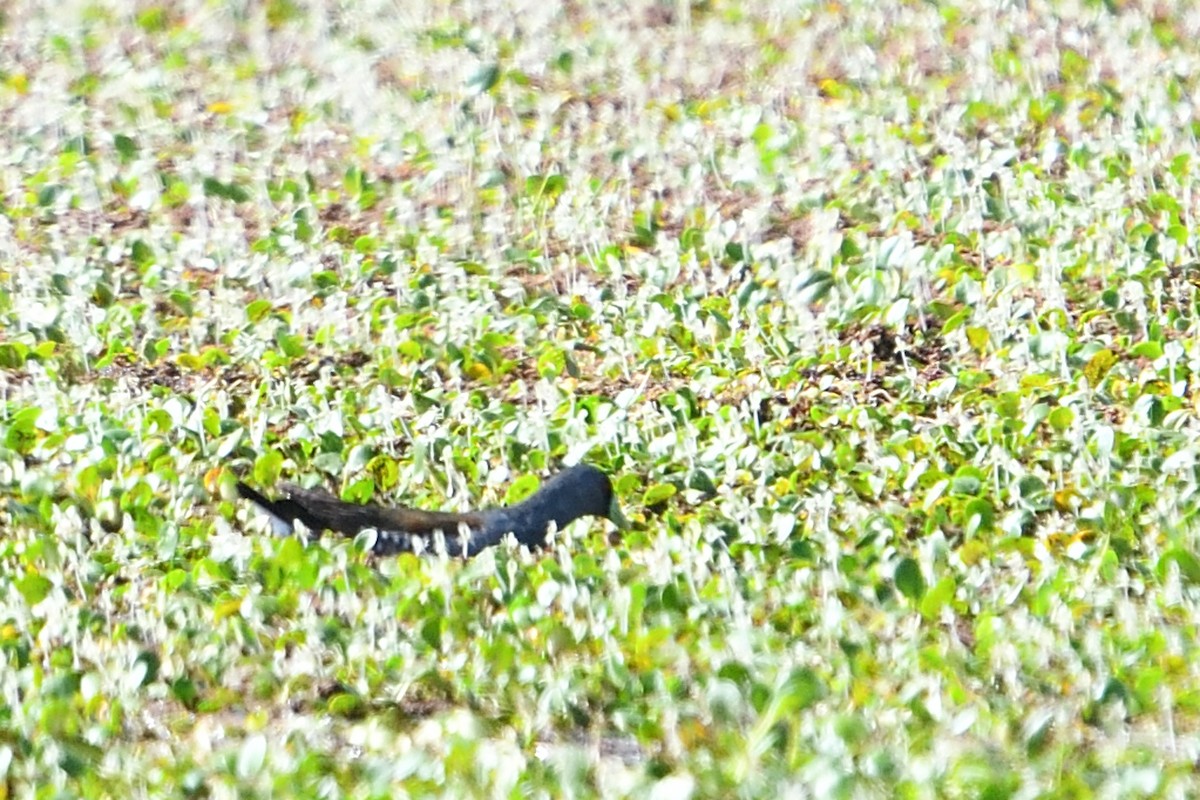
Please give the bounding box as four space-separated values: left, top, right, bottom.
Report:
1 0 1199 796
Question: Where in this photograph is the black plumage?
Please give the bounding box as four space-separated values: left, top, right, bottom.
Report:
236 464 615 557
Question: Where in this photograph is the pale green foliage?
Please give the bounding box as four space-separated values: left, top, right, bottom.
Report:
1 0 1200 797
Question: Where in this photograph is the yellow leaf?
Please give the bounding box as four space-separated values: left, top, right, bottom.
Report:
958 539 987 566
1014 263 1037 281
1053 488 1078 512
965 326 989 354
818 78 846 99
850 678 872 707
678 717 709 748
214 599 243 621
1083 349 1117 387
203 467 225 495
207 100 233 114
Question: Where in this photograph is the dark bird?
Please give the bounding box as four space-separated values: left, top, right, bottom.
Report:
236 464 619 557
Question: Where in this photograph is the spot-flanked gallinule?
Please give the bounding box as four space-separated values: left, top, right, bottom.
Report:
236 464 618 557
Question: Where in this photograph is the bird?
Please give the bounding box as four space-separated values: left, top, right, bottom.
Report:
235 463 618 557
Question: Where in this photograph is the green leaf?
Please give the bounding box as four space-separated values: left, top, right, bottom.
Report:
163 569 188 591
949 471 982 496
919 576 957 619
505 474 540 504
894 558 926 602
1130 341 1163 359
467 64 500 94
342 478 374 504
113 133 138 162
774 667 825 714
17 574 53 605
203 177 250 203
1048 406 1075 432
524 174 566 201
0 342 28 368
134 651 161 686
274 330 306 359
274 537 305 570
1158 547 1200 585
796 270 833 303
963 498 995 535
131 239 156 268
253 451 284 486
421 617 442 650
327 692 364 717
346 445 375 472
641 483 677 506
246 299 272 323
941 309 969 334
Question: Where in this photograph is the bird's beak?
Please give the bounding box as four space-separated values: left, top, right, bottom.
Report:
607 496 631 531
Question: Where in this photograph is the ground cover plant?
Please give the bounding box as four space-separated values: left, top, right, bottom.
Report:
1 0 1200 796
